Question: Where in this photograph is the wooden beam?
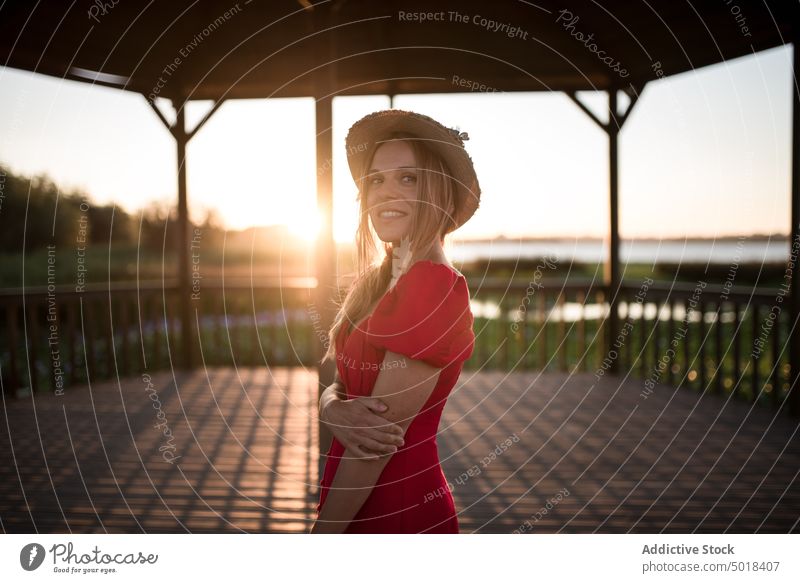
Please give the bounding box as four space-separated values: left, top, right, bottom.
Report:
145 97 174 135
187 99 227 141
567 91 605 130
617 84 645 128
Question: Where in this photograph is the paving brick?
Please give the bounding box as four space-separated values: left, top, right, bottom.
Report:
0 367 797 533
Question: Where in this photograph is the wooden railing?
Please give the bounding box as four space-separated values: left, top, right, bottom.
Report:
1 277 796 416
470 277 794 413
0 279 318 395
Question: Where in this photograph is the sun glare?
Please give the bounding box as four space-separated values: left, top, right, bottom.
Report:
286 207 322 243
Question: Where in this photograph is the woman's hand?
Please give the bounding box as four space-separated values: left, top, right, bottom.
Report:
321 395 405 460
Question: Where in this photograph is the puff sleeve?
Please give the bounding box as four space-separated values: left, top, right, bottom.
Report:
364 261 475 368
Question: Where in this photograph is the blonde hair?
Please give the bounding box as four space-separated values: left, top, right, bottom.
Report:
320 131 458 364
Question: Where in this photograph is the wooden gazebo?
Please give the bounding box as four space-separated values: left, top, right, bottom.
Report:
1 0 798 423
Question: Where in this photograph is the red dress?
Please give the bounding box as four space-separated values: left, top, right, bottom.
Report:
316 260 475 533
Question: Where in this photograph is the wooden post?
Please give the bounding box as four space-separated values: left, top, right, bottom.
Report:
789 36 800 417
567 86 643 378
173 100 194 371
146 95 225 372
315 94 336 482
607 89 621 374
314 2 337 485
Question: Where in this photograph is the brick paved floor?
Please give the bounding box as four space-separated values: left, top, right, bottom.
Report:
1 367 797 533
442 370 799 533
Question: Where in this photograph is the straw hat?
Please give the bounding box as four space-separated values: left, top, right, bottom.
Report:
345 109 481 233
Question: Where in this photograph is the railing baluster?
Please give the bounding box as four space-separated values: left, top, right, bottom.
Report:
214 294 224 367
639 298 647 378
751 304 760 402
246 292 255 365
120 295 130 376
622 291 631 374
66 301 78 388
596 289 605 373
250 292 259 366
6 304 20 396
104 296 114 378
168 291 179 364
558 292 566 372
522 297 531 369
667 298 675 386
650 296 662 380
266 295 276 365
133 293 145 372
538 292 546 370
84 299 97 383
501 296 509 370
771 304 781 407
231 294 240 366
732 301 741 397
26 302 40 393
578 290 586 372
714 301 723 395
698 301 706 391
682 299 691 389
151 293 161 371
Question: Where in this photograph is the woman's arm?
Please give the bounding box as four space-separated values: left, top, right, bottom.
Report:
311 351 442 533
318 370 346 417
319 369 405 460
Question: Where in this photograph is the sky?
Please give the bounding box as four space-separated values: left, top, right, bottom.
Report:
0 44 792 243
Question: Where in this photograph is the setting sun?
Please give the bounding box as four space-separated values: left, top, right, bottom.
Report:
286 206 322 243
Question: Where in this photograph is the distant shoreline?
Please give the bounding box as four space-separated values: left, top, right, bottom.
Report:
448 233 789 244
222 225 792 248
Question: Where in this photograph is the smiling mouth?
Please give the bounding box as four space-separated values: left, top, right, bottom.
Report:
377 210 408 220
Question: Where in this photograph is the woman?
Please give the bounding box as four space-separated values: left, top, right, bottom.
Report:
310 109 481 534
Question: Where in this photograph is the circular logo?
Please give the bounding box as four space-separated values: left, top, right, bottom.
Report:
20 543 46 571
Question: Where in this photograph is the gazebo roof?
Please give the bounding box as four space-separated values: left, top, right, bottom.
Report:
0 0 795 101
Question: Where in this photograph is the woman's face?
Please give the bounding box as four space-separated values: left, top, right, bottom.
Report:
365 139 418 245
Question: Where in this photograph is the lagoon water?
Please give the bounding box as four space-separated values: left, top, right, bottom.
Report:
448 238 790 265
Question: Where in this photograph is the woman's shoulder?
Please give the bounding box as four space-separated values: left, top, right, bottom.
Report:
366 260 475 367
392 260 468 307
375 259 471 325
